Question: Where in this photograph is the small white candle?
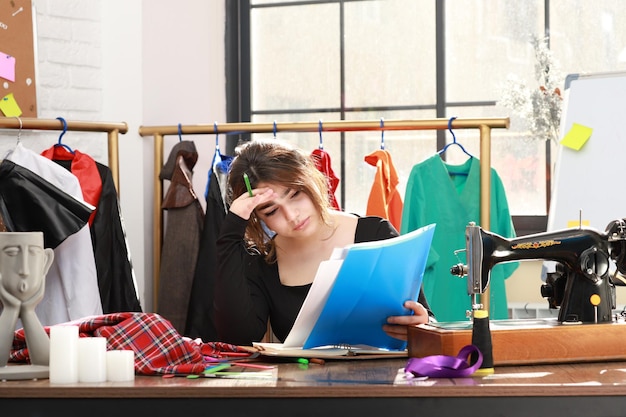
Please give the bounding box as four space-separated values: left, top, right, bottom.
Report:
78 337 107 383
106 350 135 382
49 325 79 384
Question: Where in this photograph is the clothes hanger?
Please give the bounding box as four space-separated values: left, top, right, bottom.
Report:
4 116 23 158
273 120 277 139
54 117 74 153
177 123 183 142
380 117 385 150
318 120 324 150
211 121 222 168
438 116 472 158
14 116 22 145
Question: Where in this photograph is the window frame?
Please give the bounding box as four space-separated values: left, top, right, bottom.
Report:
225 0 550 235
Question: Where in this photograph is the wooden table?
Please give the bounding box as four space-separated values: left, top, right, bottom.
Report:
3 358 626 417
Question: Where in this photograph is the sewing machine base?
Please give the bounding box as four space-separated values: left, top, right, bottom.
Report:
408 317 626 365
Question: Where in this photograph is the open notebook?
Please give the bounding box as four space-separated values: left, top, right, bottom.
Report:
253 223 436 358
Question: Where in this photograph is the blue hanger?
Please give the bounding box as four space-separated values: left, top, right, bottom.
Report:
177 123 183 142
55 117 74 153
273 120 277 139
211 121 222 167
380 117 385 150
438 116 472 158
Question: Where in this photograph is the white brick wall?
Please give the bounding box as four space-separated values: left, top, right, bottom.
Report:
0 0 110 163
33 0 102 121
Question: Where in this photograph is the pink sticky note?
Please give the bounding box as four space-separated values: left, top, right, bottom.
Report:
0 52 16 82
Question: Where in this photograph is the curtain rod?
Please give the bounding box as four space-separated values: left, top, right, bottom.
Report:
139 117 509 136
0 117 128 193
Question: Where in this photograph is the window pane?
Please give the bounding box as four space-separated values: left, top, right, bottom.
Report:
251 4 340 111
445 0 545 102
550 1 626 75
344 0 436 108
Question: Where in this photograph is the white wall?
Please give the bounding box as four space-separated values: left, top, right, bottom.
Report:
0 0 226 313
103 0 227 312
101 0 146 309
137 0 226 311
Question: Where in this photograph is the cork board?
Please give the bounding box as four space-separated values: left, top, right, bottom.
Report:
0 0 37 117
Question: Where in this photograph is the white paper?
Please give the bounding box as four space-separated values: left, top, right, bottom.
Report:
282 256 345 348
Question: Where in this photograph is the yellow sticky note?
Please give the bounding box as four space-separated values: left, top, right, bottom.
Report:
0 93 22 117
560 123 593 151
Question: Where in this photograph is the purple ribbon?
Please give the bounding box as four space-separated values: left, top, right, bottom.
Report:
404 344 483 378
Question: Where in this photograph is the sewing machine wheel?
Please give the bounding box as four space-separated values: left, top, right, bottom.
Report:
541 265 566 309
606 218 626 278
579 247 609 282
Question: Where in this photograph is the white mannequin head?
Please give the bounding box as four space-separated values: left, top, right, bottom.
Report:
0 232 53 303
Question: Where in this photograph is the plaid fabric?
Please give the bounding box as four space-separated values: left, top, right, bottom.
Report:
10 312 246 375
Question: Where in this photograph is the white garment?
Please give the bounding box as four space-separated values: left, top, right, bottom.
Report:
7 143 103 325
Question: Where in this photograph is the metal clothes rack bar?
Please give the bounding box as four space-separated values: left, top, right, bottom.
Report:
0 117 128 192
139 117 509 310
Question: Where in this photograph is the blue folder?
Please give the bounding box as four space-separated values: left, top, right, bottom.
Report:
302 223 436 351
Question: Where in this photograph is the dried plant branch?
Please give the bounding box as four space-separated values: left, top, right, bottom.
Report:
498 36 564 144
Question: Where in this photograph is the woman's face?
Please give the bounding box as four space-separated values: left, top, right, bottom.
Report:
254 182 319 239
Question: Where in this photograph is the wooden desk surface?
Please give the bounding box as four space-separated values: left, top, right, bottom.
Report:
3 359 626 416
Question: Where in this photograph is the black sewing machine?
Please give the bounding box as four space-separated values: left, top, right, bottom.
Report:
450 219 626 324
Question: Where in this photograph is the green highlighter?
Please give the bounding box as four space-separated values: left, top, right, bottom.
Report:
243 172 254 197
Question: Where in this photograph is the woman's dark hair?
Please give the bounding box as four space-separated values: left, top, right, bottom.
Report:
228 140 332 262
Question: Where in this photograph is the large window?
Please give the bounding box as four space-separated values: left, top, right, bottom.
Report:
226 0 626 234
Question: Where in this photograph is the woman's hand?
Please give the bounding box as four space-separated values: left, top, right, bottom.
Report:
383 300 430 341
229 187 277 220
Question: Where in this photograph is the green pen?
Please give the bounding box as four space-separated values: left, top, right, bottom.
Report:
243 172 254 197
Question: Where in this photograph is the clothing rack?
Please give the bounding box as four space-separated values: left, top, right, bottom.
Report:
0 117 128 192
139 117 509 310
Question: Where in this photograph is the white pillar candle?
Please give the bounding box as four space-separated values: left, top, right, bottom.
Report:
106 350 135 382
77 337 107 383
49 325 79 384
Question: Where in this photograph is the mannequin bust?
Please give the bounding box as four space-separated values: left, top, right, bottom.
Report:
0 232 54 379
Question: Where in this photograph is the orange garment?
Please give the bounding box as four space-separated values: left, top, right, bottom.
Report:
364 149 403 231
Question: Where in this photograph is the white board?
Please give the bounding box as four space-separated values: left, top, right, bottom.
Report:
547 71 626 233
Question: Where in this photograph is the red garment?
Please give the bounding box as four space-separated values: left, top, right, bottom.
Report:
364 149 403 231
311 148 340 210
41 145 102 226
10 312 247 375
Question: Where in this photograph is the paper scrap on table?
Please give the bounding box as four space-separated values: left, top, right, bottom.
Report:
0 52 16 82
0 93 22 117
560 123 593 151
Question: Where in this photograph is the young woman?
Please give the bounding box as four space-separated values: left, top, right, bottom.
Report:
214 140 432 346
